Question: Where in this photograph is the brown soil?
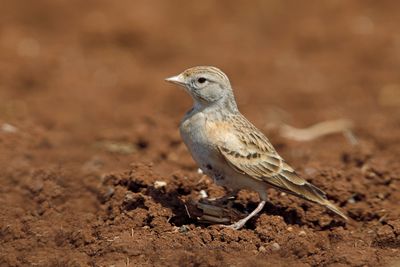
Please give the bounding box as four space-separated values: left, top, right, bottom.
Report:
1 1 400 266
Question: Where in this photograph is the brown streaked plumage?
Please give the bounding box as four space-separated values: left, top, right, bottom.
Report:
165 66 348 230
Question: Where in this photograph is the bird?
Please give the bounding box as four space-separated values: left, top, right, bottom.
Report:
165 66 348 230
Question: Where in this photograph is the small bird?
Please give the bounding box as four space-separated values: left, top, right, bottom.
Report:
165 66 348 229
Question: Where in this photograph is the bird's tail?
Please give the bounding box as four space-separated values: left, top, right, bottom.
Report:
296 182 349 220
275 174 348 220
320 197 348 220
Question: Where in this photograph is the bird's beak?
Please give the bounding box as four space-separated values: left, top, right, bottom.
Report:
165 74 186 87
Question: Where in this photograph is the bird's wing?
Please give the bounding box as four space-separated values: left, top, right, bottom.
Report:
217 140 312 192
217 114 331 206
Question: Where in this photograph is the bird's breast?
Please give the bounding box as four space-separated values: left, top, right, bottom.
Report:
179 112 224 167
180 112 211 150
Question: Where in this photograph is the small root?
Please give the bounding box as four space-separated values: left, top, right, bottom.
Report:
280 119 357 145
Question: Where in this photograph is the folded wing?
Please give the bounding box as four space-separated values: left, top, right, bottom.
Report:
217 114 348 220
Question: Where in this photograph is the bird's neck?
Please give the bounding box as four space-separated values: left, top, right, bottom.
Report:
220 96 239 113
192 97 239 118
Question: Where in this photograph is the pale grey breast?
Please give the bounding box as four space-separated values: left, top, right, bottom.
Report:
179 109 224 177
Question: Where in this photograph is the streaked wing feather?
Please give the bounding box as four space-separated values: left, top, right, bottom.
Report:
218 114 348 220
218 146 307 188
219 114 314 190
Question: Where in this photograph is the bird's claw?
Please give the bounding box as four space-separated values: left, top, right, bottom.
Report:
222 220 246 230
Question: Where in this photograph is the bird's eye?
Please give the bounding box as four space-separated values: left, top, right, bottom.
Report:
197 77 206 84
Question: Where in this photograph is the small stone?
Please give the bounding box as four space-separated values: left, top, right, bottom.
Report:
271 242 280 251
298 230 306 237
287 226 293 232
98 141 136 154
377 193 386 200
104 187 114 199
258 245 267 253
154 181 167 189
347 197 356 204
197 168 204 174
360 164 370 174
199 190 208 198
1 123 18 133
179 225 190 233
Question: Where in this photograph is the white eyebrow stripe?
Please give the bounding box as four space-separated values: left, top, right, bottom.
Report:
194 66 229 84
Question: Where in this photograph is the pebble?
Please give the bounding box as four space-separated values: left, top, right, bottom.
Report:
347 197 356 204
179 225 190 233
199 190 208 198
154 180 167 189
377 193 386 200
298 230 307 237
271 242 281 251
258 245 267 253
1 123 18 133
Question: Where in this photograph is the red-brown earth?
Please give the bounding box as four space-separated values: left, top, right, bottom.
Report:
0 1 400 266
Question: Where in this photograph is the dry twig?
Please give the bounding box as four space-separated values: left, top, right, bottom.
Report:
279 119 357 145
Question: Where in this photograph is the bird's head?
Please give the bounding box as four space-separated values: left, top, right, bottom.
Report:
165 66 237 111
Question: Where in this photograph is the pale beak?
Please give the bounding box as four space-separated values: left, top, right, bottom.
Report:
165 74 186 86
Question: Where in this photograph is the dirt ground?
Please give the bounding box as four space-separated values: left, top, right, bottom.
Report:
1 0 400 266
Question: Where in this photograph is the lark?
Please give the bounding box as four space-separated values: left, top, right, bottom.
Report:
166 66 348 230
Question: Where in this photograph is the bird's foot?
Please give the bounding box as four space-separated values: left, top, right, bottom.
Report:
222 200 267 230
222 219 247 230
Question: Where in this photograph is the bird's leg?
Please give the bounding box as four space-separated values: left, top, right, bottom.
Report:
192 189 242 225
225 200 266 230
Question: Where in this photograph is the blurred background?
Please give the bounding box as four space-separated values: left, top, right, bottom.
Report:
1 0 399 129
1 1 400 265
1 0 400 169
